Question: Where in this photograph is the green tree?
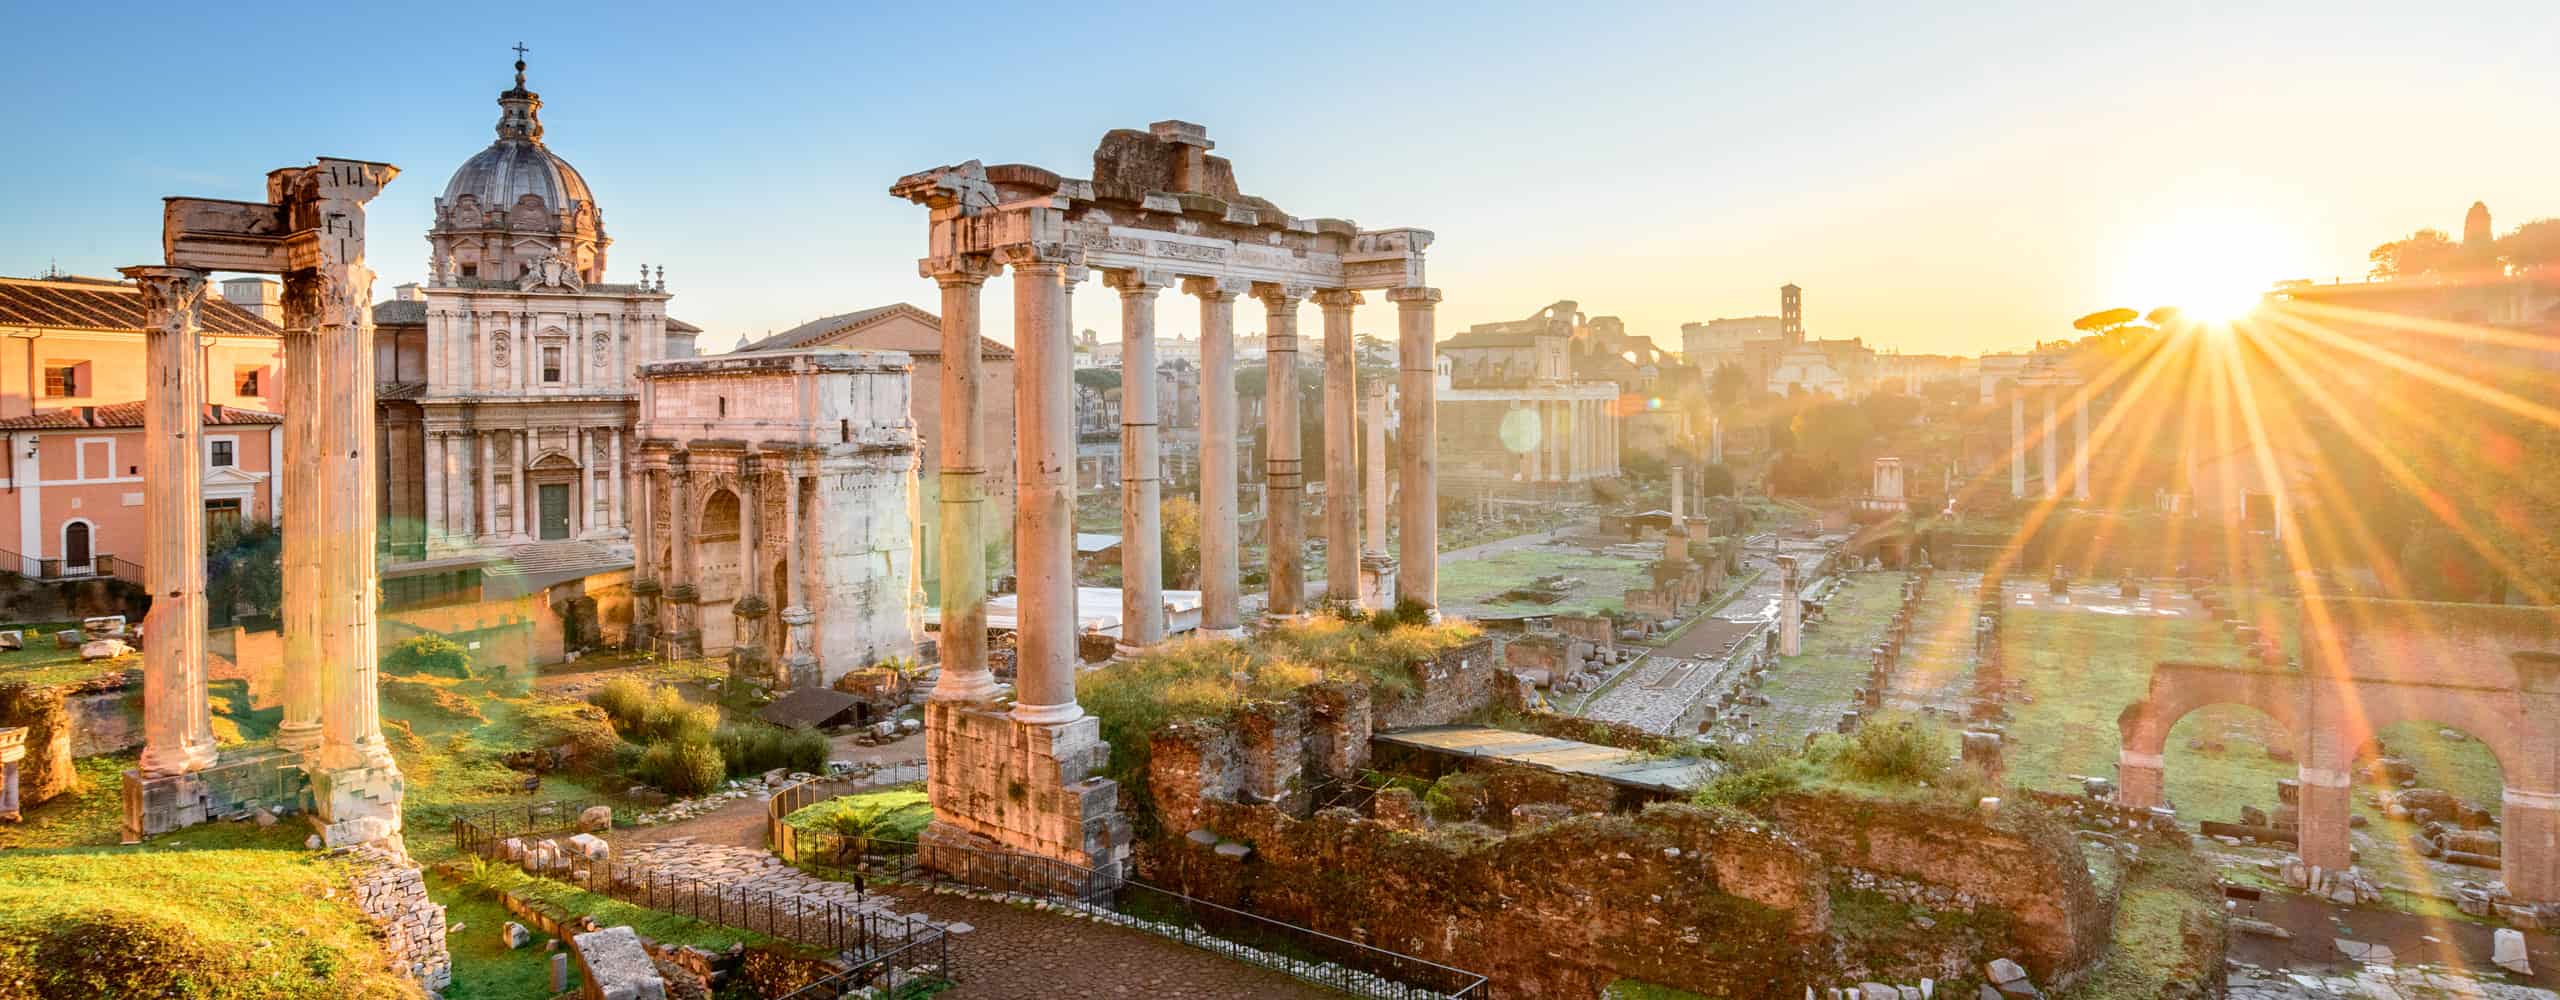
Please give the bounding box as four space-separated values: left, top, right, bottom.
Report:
2498 218 2560 272
2368 228 2463 278
1708 362 1749 414
1160 495 1203 587
205 518 281 624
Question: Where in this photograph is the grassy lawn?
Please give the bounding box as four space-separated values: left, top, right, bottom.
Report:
0 620 131 688
2057 850 2222 1000
785 787 932 840
0 823 417 998
1752 572 1907 744
1438 548 1651 617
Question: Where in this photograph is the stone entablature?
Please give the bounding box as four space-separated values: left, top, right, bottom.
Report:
633 349 920 687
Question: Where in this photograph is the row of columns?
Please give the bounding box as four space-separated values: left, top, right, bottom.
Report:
926 244 1441 725
420 427 628 547
2010 387 2092 501
1518 396 1621 482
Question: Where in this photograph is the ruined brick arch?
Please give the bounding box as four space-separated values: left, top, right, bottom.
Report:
2116 599 2560 901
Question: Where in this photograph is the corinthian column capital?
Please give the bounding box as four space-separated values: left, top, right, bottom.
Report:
1107 268 1173 297
120 266 210 324
1181 275 1251 301
1000 242 1083 273
1312 289 1364 311
1251 282 1313 307
919 253 999 287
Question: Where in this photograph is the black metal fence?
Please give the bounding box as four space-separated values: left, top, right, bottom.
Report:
452 800 950 984
769 780 1488 999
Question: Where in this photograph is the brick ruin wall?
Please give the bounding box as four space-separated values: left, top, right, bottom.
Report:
1137 656 2115 997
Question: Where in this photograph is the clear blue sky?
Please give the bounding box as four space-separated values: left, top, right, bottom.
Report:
3 1 2552 355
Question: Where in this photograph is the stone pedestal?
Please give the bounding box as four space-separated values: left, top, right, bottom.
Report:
2114 750 2164 809
628 580 660 651
781 605 818 691
665 585 702 659
730 597 772 687
921 700 1129 893
2295 765 2355 872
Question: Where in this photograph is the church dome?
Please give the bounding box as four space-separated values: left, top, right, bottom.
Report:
436 57 598 224
443 136 595 218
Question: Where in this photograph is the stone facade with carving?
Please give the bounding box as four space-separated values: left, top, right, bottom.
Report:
633 349 921 688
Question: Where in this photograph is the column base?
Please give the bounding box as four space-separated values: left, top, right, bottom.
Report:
275 722 322 754
921 701 1129 892
1198 626 1246 641
138 739 219 780
1011 700 1086 726
785 654 821 692
931 671 1007 704
307 757 407 850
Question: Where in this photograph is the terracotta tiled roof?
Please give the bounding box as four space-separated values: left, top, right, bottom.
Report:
0 402 283 430
738 302 1009 357
0 276 281 337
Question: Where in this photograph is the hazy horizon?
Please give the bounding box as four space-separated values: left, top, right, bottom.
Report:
3 1 2551 357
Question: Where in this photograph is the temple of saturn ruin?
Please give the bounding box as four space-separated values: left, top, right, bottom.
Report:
122 158 407 847
630 348 924 688
892 121 1439 880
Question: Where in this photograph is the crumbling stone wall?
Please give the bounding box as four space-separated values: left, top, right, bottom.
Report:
1372 637 1501 729
1767 793 2111 982
340 844 453 992
1160 802 1830 999
0 680 77 808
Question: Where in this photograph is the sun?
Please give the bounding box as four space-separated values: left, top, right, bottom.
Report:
2111 212 2298 325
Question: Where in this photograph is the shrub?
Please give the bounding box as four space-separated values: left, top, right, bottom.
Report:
1693 742 1810 813
634 736 728 796
382 634 471 679
1835 716 1951 786
591 679 714 744
714 722 828 779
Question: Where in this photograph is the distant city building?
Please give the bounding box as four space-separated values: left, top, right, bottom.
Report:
1436 300 1624 494
2273 200 2560 373
0 274 286 579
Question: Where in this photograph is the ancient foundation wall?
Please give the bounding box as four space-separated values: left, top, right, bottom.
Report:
922 700 1129 888
1372 637 1502 730
1768 793 2113 982
1160 801 1829 999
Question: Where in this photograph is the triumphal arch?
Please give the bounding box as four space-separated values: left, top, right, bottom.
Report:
2117 597 2560 900
123 158 406 847
893 121 1439 880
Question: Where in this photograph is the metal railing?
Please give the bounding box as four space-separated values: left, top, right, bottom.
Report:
0 549 130 582
452 799 951 977
770 779 1488 999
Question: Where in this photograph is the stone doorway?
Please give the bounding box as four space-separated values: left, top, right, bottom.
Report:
538 484 571 540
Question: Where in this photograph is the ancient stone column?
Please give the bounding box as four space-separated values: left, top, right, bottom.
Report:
423 432 448 551
126 266 218 778
1317 290 1361 604
1389 287 1441 611
926 254 1001 701
2503 787 2560 901
1112 270 1169 651
2114 748 2165 809
1671 465 1687 531
2294 760 2355 873
2010 394 2028 498
1187 276 1250 639
308 160 401 785
1361 383 1394 608
607 431 625 534
2073 392 2092 502
781 467 816 687
1257 284 1309 619
1709 416 1725 467
1009 244 1084 724
2040 388 2058 499
666 456 700 658
629 459 659 651
478 432 498 540
276 271 324 753
1777 555 1803 656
